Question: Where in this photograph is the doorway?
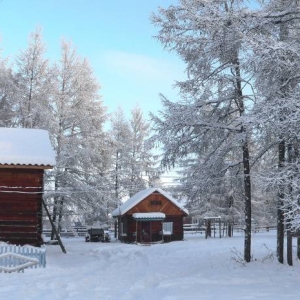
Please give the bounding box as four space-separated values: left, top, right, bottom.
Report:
141 222 150 242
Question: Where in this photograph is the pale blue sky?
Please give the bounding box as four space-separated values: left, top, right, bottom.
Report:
0 0 184 118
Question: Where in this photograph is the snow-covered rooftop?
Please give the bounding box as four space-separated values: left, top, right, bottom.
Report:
0 127 56 167
112 187 188 216
132 212 166 220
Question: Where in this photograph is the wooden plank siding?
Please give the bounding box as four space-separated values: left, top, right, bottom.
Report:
127 193 184 216
118 191 187 243
0 168 44 246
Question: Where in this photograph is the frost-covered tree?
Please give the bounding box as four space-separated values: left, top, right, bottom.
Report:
127 106 161 196
151 0 255 262
47 40 107 235
0 58 16 127
109 106 161 203
248 0 300 264
109 107 132 202
14 27 52 129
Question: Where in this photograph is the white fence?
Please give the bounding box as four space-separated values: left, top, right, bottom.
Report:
43 226 88 237
183 223 205 233
0 244 46 273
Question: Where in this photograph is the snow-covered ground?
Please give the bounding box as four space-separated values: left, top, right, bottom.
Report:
1 231 299 300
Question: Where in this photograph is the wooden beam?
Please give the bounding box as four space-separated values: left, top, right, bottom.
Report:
41 198 66 254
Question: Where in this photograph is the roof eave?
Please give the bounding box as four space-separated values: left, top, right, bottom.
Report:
0 164 55 170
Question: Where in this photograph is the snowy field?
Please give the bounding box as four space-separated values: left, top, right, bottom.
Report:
1 231 299 300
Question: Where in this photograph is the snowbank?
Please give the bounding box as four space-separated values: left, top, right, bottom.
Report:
0 231 299 300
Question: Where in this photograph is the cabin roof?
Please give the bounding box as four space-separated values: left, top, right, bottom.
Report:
112 187 189 216
0 128 56 167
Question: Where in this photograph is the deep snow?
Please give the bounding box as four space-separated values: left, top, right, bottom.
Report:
1 231 299 300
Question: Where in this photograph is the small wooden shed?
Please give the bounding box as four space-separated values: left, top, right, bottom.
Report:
0 128 55 246
112 188 188 243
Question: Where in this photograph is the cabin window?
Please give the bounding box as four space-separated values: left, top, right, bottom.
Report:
150 200 162 205
162 222 173 235
120 219 127 236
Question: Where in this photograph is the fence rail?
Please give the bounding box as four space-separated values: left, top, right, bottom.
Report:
183 224 205 232
0 244 46 273
43 226 114 238
43 226 88 237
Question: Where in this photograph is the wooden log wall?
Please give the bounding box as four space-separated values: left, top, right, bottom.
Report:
0 168 44 246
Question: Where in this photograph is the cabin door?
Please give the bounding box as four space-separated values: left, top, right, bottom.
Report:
141 222 150 242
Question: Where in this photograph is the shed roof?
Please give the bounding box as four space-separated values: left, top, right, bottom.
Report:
112 187 188 216
0 128 56 167
132 212 166 221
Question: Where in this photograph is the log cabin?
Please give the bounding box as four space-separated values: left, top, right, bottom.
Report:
112 188 188 243
0 128 55 246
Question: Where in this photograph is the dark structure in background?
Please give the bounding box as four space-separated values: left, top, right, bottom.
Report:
112 188 189 243
0 128 55 246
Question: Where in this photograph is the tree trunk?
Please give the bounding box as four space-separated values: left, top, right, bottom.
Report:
57 196 64 234
227 196 233 238
115 151 120 199
228 222 232 237
243 139 252 263
286 143 293 266
277 140 285 264
51 177 61 240
234 57 252 263
297 238 300 260
287 230 293 266
205 220 211 239
51 196 58 240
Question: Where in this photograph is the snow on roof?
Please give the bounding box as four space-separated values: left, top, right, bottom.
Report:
0 127 56 167
132 212 166 220
203 216 222 220
112 187 189 216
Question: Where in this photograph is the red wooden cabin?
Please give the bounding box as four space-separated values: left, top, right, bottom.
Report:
0 128 55 246
112 188 188 243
